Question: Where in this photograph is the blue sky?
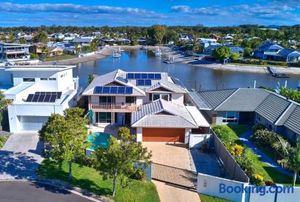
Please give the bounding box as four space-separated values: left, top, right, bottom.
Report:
0 0 299 26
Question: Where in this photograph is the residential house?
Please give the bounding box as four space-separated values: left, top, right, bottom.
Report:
48 47 64 57
198 38 219 48
82 69 209 143
287 51 300 64
0 42 31 63
179 34 193 42
189 88 300 142
3 65 79 133
72 36 95 47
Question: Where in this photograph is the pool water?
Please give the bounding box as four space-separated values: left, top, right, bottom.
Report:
87 132 110 151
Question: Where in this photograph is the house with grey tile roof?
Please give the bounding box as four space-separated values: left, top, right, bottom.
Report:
82 69 209 143
189 88 300 142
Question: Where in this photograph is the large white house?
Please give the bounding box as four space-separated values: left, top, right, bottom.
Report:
0 42 31 63
82 69 209 143
3 65 79 133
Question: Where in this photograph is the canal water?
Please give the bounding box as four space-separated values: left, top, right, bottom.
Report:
74 49 300 91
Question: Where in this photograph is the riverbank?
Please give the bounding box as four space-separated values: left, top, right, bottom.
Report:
191 63 300 75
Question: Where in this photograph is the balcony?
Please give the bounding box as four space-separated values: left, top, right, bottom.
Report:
91 103 139 112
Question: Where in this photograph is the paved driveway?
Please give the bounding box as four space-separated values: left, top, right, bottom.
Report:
0 133 43 180
0 181 94 202
143 142 199 202
143 142 193 170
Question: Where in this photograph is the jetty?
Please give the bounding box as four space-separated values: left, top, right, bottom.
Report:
267 66 289 78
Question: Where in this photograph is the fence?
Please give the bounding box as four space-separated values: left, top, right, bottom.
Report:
211 132 249 183
189 134 211 149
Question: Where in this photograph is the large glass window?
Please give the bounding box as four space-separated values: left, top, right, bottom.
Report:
96 112 111 123
99 96 114 104
152 93 172 101
152 94 160 101
23 78 35 82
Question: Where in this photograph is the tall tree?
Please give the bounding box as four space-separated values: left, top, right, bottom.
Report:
39 108 88 180
148 25 166 45
212 46 231 62
33 31 49 43
95 127 151 197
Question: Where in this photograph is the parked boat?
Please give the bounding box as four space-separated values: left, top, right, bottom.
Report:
153 47 162 57
267 66 289 78
163 56 175 64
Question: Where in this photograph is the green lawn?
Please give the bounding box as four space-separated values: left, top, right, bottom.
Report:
0 136 8 148
199 194 231 202
45 54 77 62
37 160 160 202
212 125 300 186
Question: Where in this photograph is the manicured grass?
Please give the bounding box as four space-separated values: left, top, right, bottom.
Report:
45 54 77 61
37 160 160 202
199 194 231 202
0 136 8 148
227 125 248 137
212 125 300 186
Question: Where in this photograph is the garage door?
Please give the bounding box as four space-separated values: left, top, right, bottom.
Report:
142 128 185 142
20 116 49 131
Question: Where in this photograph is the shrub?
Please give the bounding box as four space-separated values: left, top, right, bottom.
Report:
252 124 266 133
236 148 255 177
251 174 265 185
231 144 244 156
0 136 8 148
130 168 146 180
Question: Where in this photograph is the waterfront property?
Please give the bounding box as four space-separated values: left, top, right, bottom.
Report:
0 42 31 63
3 65 79 133
82 69 210 143
189 88 300 142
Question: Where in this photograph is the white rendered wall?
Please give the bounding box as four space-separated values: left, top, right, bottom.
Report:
136 127 142 142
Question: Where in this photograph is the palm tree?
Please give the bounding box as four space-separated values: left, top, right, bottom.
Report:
278 141 300 186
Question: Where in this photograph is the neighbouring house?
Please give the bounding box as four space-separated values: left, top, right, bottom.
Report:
82 69 210 143
3 65 79 133
198 38 219 48
287 50 300 64
0 42 31 63
72 36 94 47
179 34 193 42
189 88 300 143
48 47 64 57
203 45 244 56
253 41 300 63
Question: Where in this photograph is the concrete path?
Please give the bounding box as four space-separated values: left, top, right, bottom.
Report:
153 180 199 202
239 130 296 178
0 133 43 180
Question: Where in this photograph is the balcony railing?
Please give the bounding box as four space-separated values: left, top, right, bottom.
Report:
91 103 139 112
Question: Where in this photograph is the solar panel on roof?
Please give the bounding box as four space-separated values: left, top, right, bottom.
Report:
118 86 125 94
134 73 141 79
142 73 147 79
103 87 110 93
154 74 161 79
94 86 103 94
127 73 134 79
26 94 34 102
32 94 39 102
38 94 45 102
49 95 56 102
125 87 133 94
44 94 51 102
57 92 62 99
110 86 118 94
148 74 155 79
137 79 144 86
145 80 152 86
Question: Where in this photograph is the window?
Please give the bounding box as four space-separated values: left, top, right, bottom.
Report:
23 78 35 82
152 94 160 101
126 96 136 104
222 112 238 123
40 78 48 80
49 78 56 81
99 96 114 104
96 112 111 123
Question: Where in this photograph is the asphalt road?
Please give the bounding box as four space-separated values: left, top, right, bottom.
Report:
0 181 94 202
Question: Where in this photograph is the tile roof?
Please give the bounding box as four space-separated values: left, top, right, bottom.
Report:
215 88 270 112
255 94 291 123
283 106 300 135
197 89 237 109
188 91 212 110
131 99 197 128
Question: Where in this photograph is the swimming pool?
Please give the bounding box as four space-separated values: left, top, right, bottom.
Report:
87 132 110 151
